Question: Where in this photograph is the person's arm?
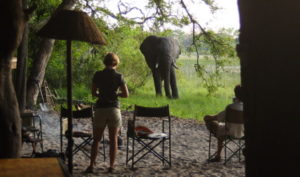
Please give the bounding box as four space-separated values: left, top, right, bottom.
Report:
217 110 226 122
118 84 129 98
91 83 98 97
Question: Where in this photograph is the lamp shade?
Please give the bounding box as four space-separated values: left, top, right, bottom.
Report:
37 10 106 45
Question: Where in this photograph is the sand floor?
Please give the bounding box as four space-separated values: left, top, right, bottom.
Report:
21 110 245 177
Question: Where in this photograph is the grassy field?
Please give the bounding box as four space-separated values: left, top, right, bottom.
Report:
120 55 241 122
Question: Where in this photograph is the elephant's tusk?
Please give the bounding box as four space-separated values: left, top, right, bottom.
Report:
172 63 179 69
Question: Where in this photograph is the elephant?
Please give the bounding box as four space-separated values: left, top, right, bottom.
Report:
140 35 181 99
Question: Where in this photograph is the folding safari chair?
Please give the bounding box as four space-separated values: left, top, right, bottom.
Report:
207 106 245 164
207 131 217 162
126 105 172 169
223 106 245 164
60 106 106 161
21 112 44 156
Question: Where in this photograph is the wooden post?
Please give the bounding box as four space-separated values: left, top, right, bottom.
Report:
238 0 300 176
66 39 73 173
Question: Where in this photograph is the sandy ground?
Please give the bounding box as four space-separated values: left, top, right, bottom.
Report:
22 110 245 177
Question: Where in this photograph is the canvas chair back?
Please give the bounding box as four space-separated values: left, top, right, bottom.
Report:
126 104 172 168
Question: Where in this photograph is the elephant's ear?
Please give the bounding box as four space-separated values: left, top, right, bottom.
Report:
140 35 159 68
173 38 181 60
167 37 181 61
140 35 158 55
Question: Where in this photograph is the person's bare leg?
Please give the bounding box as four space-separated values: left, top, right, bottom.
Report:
204 115 218 135
210 137 224 162
108 127 120 169
86 127 105 171
216 137 224 159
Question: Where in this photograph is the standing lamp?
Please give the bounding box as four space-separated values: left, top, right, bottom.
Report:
37 9 106 173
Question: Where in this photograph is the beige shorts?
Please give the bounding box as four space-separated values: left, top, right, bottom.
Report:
94 107 122 129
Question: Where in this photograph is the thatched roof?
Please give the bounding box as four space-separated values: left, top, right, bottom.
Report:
38 10 106 45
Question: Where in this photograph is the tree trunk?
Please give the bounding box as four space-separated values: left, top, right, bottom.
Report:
26 0 76 108
238 0 300 176
0 0 26 158
15 0 28 112
0 67 22 158
26 39 55 108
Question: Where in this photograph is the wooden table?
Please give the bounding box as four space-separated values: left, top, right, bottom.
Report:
0 158 70 177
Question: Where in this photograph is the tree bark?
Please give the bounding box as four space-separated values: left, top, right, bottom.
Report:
26 0 77 108
15 0 28 112
238 0 300 176
0 0 26 158
26 39 55 108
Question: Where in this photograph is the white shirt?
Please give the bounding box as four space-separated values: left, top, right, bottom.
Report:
216 101 244 138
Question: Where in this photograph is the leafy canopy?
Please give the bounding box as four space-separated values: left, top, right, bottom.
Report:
28 0 238 98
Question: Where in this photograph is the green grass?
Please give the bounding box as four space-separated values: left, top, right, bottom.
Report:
120 55 241 122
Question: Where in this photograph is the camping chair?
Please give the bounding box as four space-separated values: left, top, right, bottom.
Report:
21 112 43 156
223 106 245 164
60 106 106 161
207 106 245 164
126 105 172 169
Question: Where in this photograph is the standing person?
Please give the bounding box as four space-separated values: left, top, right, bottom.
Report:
85 53 129 173
204 85 243 162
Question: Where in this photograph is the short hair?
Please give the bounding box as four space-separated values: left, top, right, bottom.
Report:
103 52 120 67
234 85 243 101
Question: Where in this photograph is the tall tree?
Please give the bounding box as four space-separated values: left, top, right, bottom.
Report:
15 0 29 113
0 0 33 158
26 0 77 108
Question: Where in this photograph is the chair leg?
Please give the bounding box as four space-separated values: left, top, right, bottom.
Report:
73 138 92 158
224 139 227 165
102 135 106 161
169 138 171 167
31 142 37 157
126 136 129 166
238 140 241 162
224 139 245 164
162 139 165 166
130 139 168 165
40 140 43 153
132 137 135 169
40 131 43 152
208 132 211 160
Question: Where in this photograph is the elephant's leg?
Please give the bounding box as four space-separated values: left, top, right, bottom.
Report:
163 68 172 98
170 67 179 98
152 69 162 96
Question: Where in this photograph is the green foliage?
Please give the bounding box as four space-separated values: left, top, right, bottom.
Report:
112 31 150 92
189 29 239 94
201 0 219 12
44 19 151 96
29 0 237 95
29 0 60 23
92 24 151 93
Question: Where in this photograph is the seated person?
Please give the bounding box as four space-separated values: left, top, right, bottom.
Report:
204 85 244 162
